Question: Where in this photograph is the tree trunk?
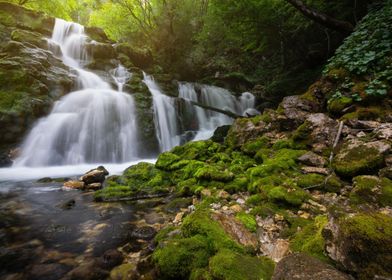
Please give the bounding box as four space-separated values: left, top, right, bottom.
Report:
285 0 354 34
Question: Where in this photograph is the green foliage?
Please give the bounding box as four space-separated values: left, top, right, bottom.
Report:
325 2 392 99
290 215 329 262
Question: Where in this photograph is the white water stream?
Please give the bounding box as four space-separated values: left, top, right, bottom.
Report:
0 19 258 181
13 19 139 167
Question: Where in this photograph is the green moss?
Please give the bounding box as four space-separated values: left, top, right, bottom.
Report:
94 162 170 201
153 235 213 279
333 143 385 177
156 152 181 170
171 140 221 161
189 268 213 280
327 96 353 115
249 149 305 180
195 164 234 182
164 197 193 214
246 194 264 206
281 215 312 239
336 212 392 279
241 136 271 155
324 175 344 193
292 121 312 142
290 215 329 262
350 175 379 205
236 212 257 232
209 249 275 280
297 174 326 189
223 176 248 194
380 177 392 207
182 209 244 253
341 106 387 121
266 186 309 207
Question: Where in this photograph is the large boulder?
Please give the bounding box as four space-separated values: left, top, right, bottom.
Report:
81 166 109 185
332 139 390 177
272 253 351 280
322 212 392 279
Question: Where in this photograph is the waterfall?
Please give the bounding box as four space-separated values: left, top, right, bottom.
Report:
14 19 139 167
143 73 180 152
111 65 132 92
178 83 257 141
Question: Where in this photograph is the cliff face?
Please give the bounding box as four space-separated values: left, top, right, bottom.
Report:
0 2 74 164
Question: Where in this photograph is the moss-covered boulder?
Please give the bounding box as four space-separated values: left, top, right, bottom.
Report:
272 253 351 280
323 212 392 279
209 249 275 280
350 175 392 207
94 162 171 201
332 139 390 177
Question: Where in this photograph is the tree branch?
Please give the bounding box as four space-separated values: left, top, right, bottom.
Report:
285 0 354 34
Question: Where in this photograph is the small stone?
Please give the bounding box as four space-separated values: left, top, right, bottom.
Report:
298 152 327 167
230 204 242 212
356 131 366 138
217 190 230 199
222 206 229 211
85 183 102 190
173 212 184 224
299 212 310 219
301 167 329 175
236 198 246 205
201 189 211 197
274 214 285 222
211 203 221 210
80 166 109 185
63 180 84 189
131 226 156 240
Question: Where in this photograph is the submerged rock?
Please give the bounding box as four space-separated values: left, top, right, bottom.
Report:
272 253 351 280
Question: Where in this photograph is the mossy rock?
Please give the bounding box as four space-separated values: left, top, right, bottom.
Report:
194 164 234 182
265 185 309 207
156 152 181 170
332 140 390 178
94 162 170 201
327 96 353 115
350 175 392 207
297 174 326 189
290 215 329 262
235 212 257 232
209 249 275 280
153 235 213 279
323 213 392 279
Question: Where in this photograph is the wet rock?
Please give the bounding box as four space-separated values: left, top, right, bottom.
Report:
333 139 390 177
144 213 165 225
131 226 157 240
97 249 124 270
63 180 85 190
272 253 351 280
85 183 102 190
210 125 231 143
323 212 392 279
211 212 258 249
59 199 76 210
81 166 109 185
64 260 109 280
109 263 138 280
298 152 327 167
374 123 392 140
173 212 184 224
29 263 70 280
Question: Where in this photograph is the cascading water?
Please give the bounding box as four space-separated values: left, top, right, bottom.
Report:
14 19 139 167
111 65 132 92
143 73 180 152
178 83 257 141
